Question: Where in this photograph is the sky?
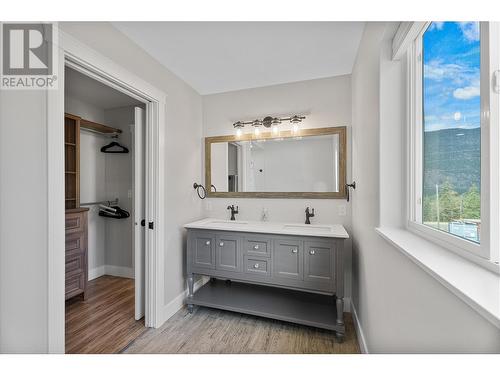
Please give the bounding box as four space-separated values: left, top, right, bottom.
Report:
423 22 481 132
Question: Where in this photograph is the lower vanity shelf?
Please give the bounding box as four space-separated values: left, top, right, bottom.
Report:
187 279 344 334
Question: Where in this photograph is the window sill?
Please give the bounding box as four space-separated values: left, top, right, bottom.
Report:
376 226 500 329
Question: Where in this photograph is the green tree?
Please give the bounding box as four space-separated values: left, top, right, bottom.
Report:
438 179 461 223
462 184 480 220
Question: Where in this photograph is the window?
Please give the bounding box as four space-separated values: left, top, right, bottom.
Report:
409 22 499 264
422 22 481 243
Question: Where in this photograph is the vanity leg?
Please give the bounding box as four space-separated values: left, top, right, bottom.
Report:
336 296 345 343
335 331 345 343
187 274 194 314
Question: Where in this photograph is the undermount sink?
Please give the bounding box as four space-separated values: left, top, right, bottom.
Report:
282 224 332 233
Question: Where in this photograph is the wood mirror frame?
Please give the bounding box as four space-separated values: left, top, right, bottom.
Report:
205 126 347 199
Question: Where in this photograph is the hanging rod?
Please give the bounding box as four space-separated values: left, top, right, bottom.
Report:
80 198 119 207
80 118 122 138
80 127 120 138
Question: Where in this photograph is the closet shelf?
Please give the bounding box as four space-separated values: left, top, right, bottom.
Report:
65 142 76 146
80 118 122 136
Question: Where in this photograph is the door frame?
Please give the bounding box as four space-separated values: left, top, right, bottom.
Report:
47 29 167 352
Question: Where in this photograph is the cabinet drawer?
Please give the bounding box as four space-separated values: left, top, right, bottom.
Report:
65 212 85 234
65 232 85 255
244 256 271 277
65 272 85 299
244 236 271 258
66 253 85 275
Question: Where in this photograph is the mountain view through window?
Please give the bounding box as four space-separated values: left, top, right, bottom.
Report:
422 22 481 243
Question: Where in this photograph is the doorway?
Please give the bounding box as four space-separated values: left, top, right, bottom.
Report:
63 66 147 353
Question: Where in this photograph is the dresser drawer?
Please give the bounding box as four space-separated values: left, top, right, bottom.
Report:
65 272 85 299
65 232 85 255
65 212 86 234
244 256 271 278
243 236 271 258
66 253 85 276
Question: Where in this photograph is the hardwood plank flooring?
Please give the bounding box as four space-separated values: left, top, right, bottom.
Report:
65 275 148 354
125 306 360 354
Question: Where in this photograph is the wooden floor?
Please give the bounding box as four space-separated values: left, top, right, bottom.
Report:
125 306 360 354
66 275 359 354
65 275 147 354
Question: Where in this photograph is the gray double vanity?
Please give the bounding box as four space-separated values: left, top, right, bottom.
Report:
185 125 350 342
185 218 349 342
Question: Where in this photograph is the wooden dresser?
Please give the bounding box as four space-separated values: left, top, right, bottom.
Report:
64 113 89 300
65 207 89 300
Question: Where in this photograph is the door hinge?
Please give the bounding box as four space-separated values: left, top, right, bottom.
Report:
148 221 154 230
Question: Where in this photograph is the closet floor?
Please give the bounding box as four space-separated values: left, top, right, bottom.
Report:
65 275 147 354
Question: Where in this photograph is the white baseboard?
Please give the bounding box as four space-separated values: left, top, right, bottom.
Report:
88 265 106 280
351 301 369 353
159 276 209 328
343 297 351 313
88 265 134 281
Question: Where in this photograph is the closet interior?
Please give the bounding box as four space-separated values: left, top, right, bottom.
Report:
64 66 147 353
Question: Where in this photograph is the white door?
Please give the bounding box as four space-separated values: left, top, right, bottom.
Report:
133 107 145 320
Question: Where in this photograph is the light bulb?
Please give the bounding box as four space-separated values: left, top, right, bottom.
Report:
292 123 299 133
272 125 279 134
236 128 242 137
254 127 260 136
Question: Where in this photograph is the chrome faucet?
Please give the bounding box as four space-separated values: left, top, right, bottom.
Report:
305 207 315 224
227 205 239 221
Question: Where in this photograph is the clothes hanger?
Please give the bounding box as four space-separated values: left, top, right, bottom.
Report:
100 141 129 154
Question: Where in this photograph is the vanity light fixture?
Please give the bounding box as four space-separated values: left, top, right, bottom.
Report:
232 114 305 137
252 119 262 136
271 117 281 134
233 121 244 138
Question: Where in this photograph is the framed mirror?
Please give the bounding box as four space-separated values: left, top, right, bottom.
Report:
205 126 347 198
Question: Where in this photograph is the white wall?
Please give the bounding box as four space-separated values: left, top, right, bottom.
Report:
103 106 135 274
0 90 49 353
201 75 353 309
351 22 500 353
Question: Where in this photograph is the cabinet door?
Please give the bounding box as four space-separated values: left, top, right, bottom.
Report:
216 234 240 272
272 239 303 280
193 233 216 269
304 240 335 287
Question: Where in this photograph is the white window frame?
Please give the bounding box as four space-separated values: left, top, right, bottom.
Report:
407 21 500 268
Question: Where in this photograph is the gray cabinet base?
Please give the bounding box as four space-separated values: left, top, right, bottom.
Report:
187 279 345 335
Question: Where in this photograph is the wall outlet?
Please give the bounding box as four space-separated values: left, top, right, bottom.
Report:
338 204 347 216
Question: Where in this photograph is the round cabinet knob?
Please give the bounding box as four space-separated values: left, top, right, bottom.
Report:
309 250 315 255
253 245 259 250
254 263 260 269
291 248 298 254
205 241 210 246
219 242 224 247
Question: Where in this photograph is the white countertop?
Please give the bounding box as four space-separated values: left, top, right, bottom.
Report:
184 218 349 239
